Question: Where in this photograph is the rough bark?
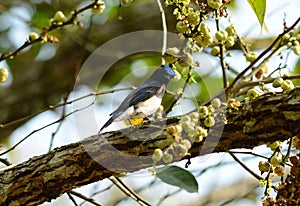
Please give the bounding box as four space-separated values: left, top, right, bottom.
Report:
0 88 300 205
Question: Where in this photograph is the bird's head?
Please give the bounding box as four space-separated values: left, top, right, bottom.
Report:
152 65 175 82
142 65 175 86
160 65 175 79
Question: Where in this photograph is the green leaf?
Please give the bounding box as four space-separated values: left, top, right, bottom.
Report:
156 166 198 193
246 0 267 30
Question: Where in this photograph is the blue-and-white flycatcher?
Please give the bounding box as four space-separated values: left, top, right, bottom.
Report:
99 65 175 133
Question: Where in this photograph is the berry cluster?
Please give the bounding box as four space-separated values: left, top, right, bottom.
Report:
152 98 222 166
270 155 300 205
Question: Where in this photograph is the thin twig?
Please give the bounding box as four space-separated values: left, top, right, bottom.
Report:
227 17 300 94
49 93 69 151
0 1 100 62
69 190 103 206
215 10 228 89
0 158 12 166
156 0 167 58
228 151 262 180
0 102 94 156
109 176 151 206
67 192 79 206
232 74 300 96
0 87 135 129
165 66 194 114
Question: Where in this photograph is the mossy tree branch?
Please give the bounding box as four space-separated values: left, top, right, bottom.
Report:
0 88 300 205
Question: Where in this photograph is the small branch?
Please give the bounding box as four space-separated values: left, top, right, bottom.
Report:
67 192 79 206
0 87 135 129
228 151 262 180
165 66 194 114
227 17 300 95
0 102 94 156
69 190 103 206
0 1 100 62
230 150 269 160
215 11 228 89
49 93 69 151
231 74 300 96
109 176 151 206
156 0 167 58
0 158 12 166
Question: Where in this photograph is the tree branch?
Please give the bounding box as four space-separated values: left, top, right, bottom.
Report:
1 88 300 205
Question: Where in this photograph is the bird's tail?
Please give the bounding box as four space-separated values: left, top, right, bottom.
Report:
98 116 114 134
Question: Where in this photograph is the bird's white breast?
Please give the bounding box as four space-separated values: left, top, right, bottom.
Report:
132 95 162 118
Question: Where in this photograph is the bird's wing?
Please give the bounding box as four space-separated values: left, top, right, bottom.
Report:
110 86 162 115
129 86 163 107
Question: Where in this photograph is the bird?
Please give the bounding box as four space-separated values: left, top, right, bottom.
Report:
98 65 175 133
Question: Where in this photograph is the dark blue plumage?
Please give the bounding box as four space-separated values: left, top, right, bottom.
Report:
99 65 175 133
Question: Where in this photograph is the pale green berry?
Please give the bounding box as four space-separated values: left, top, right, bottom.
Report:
185 122 196 134
166 47 180 56
152 149 163 162
91 0 105 14
293 40 300 46
196 34 213 47
245 51 258 63
281 80 294 91
0 68 9 83
225 36 235 47
198 106 209 118
176 21 189 33
215 30 228 41
178 53 193 67
207 105 215 115
187 13 200 26
189 112 199 122
181 115 191 123
162 153 173 163
196 126 207 137
199 22 210 34
272 77 284 88
247 88 260 100
207 0 223 9
210 46 220 56
164 47 179 64
182 121 195 134
181 139 192 150
194 135 203 142
29 32 39 41
293 45 300 55
204 116 215 127
163 54 177 64
268 141 281 151
225 25 236 36
270 156 281 166
282 33 290 41
211 98 221 109
258 161 271 172
54 11 67 22
175 144 188 155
